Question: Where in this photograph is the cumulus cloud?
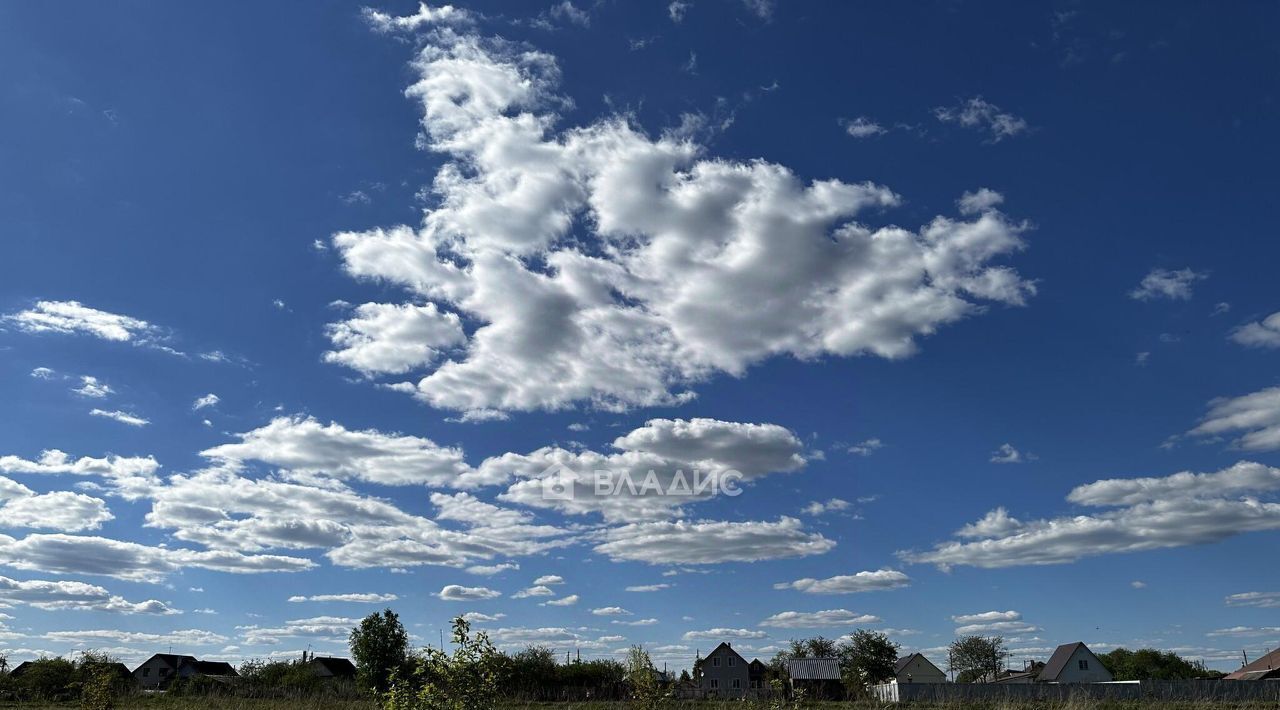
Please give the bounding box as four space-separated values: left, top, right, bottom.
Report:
0 533 314 582
595 517 834 564
512 585 555 599
287 593 398 603
363 2 474 32
952 610 1022 625
72 376 113 399
0 575 178 615
683 627 767 640
3 300 157 342
90 409 149 427
1187 388 1280 451
801 498 850 516
466 562 519 575
1130 267 1206 301
841 117 886 138
591 606 631 616
901 461 1280 569
626 584 671 592
533 574 564 585
324 302 466 375
759 609 880 628
934 97 1028 142
44 628 228 646
847 438 883 456
1230 312 1280 349
0 449 161 502
461 611 506 622
957 188 1005 215
773 569 910 594
542 594 579 606
193 393 220 410
239 616 359 645
1225 591 1280 609
438 584 501 601
668 1 689 22
201 416 489 487
326 20 1034 418
0 479 113 532
990 443 1034 464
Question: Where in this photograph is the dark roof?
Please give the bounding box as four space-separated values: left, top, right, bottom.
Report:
1225 647 1280 681
785 658 841 680
992 670 1039 683
706 642 748 665
895 652 944 678
309 656 357 677
8 661 35 677
134 653 197 673
1039 642 1087 682
186 660 238 677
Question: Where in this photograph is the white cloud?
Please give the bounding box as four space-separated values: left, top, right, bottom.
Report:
1225 591 1280 609
72 376 113 399
990 443 1034 464
461 611 506 622
512 585 555 599
952 610 1022 625
438 584 501 601
625 584 671 592
0 575 178 615
773 569 910 594
955 619 1040 635
1130 267 1206 301
30 367 55 379
542 594 579 607
801 498 850 516
614 618 658 626
957 188 1005 215
0 481 113 532
89 409 149 427
741 0 773 19
595 517 834 564
934 97 1029 142
0 533 314 582
44 628 228 646
4 300 156 342
956 508 1022 539
287 593 398 603
362 2 474 32
901 461 1280 569
239 616 359 645
324 302 466 375
327 23 1034 418
1187 388 1280 451
668 0 689 22
193 393 220 410
532 574 564 586
1230 312 1280 349
0 450 161 502
847 438 883 456
759 609 880 628
683 628 767 640
466 562 519 576
201 416 491 488
1131 581 1147 589
1206 626 1280 638
842 117 885 138
591 606 631 616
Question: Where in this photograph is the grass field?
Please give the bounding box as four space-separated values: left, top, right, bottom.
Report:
5 700 1280 710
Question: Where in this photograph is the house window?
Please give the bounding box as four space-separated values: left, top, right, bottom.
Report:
1078 660 1089 670
713 657 721 667
733 679 740 689
728 656 735 666
710 679 719 689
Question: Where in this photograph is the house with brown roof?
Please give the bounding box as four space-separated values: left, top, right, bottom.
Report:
1224 647 1280 681
1037 642 1113 683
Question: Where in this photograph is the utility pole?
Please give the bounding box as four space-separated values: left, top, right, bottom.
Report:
440 629 444 652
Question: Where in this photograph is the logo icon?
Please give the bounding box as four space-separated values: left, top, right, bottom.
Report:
540 463 577 501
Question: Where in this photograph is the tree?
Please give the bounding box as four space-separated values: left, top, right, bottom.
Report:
948 636 1009 683
837 629 899 690
1098 648 1219 680
625 645 670 710
383 616 502 710
351 608 410 694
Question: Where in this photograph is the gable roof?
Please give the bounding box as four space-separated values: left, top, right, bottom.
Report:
895 653 943 677
785 658 841 680
1038 642 1094 682
136 653 197 672
309 656 357 677
707 642 748 665
185 660 238 676
1225 647 1280 681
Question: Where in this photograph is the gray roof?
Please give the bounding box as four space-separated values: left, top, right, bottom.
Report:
1038 642 1087 682
895 652 944 677
785 658 841 680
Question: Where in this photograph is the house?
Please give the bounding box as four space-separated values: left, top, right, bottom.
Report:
748 658 767 690
894 653 947 684
699 642 750 697
985 661 1045 684
7 661 35 678
1224 647 1280 681
132 654 238 689
306 656 357 680
1037 643 1113 683
785 657 843 699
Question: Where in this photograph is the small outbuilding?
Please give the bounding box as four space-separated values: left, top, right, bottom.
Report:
784 657 843 699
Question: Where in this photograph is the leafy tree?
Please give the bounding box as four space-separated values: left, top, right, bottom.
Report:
15 657 77 700
351 608 410 694
383 616 502 710
948 636 1009 683
678 669 691 683
1098 648 1219 680
837 629 899 690
625 646 671 710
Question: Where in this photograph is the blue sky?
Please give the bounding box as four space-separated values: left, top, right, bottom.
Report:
1 0 1279 673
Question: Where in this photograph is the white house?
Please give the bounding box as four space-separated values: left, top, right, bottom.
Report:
1037 642 1113 683
893 653 947 684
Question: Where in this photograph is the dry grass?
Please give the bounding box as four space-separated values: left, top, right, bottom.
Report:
4 699 1279 710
